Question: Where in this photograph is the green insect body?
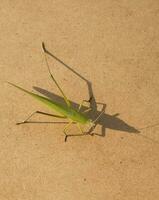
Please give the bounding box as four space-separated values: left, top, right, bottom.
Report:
8 82 91 125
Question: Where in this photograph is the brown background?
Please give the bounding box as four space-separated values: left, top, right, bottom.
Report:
0 1 159 199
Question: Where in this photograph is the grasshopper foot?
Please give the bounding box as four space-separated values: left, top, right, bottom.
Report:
16 121 27 125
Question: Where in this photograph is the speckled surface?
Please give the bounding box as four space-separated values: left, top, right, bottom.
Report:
0 1 159 199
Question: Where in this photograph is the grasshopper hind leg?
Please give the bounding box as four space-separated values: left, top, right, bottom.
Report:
16 111 66 125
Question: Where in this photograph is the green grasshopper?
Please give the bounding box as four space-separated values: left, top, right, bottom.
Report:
8 42 103 141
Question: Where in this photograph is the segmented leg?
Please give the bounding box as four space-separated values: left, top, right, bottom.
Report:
42 42 71 107
64 123 93 142
82 108 92 113
77 123 84 134
63 121 73 142
16 111 66 125
78 96 93 112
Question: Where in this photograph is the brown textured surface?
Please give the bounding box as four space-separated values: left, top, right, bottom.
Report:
0 1 159 199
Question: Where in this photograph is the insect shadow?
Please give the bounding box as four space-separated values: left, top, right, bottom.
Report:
33 86 140 137
32 43 140 137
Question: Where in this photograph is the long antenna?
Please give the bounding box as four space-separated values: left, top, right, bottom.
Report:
93 110 104 123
